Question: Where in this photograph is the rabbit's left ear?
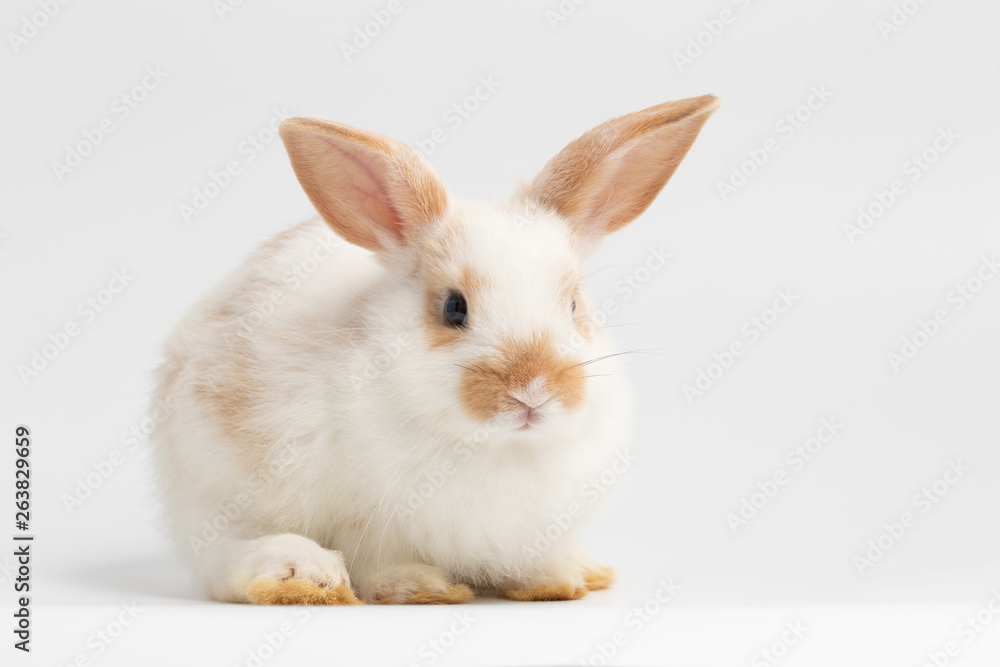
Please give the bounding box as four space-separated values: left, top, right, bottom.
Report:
525 95 720 249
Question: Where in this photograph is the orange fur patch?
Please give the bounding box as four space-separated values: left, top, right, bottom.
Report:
554 269 595 340
185 226 359 472
246 577 363 605
572 293 595 340
421 263 489 349
497 582 588 601
190 349 259 446
417 214 466 263
375 583 475 605
461 333 586 421
583 566 615 591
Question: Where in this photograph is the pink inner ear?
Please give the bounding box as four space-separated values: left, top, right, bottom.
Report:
321 135 405 245
580 134 682 237
578 148 647 239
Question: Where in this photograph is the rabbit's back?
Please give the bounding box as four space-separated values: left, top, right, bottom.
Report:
150 219 382 553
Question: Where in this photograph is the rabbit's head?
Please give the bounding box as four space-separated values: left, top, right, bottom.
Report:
279 96 719 439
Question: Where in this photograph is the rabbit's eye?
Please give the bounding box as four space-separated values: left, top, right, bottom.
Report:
571 297 576 314
443 291 468 328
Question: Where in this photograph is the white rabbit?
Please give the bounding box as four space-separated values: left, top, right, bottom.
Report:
151 95 720 604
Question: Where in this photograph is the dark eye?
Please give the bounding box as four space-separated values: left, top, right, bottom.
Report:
443 291 468 328
571 297 577 314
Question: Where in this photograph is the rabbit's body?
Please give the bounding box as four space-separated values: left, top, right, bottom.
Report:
152 95 719 604
154 213 629 602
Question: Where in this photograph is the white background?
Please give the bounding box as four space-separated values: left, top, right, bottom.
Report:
3 0 999 665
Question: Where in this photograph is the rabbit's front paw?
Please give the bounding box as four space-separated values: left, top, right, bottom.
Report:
365 563 474 605
235 534 360 605
583 565 615 591
497 564 615 601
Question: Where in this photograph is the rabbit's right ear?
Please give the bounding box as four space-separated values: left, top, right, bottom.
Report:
525 95 720 252
280 118 449 253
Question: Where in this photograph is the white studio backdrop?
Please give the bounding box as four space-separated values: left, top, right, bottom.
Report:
2 1 999 665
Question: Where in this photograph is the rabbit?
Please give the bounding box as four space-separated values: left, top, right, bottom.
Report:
150 94 720 605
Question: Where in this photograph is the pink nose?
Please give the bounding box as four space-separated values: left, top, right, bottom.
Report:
513 396 550 410
510 379 552 410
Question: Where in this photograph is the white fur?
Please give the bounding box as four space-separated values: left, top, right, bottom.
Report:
151 202 632 602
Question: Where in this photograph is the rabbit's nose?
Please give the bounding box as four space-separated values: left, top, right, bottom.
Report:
512 396 552 411
510 377 552 409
